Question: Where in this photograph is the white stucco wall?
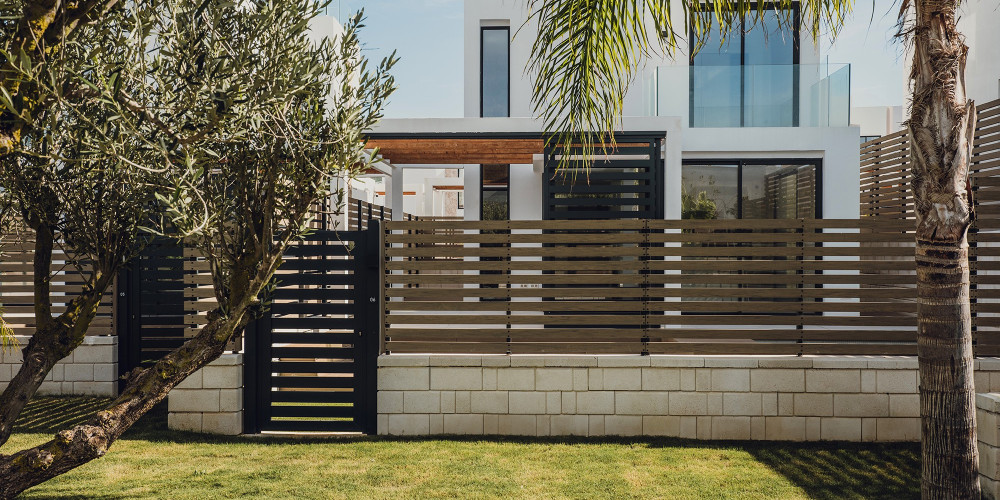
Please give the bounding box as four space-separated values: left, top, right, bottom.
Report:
960 0 1000 103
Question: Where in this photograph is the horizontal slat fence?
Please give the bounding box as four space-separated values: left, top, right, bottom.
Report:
0 239 115 336
381 218 990 355
861 98 1000 355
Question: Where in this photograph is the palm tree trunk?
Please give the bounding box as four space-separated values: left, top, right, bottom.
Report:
909 0 979 497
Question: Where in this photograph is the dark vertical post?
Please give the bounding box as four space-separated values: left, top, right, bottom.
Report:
115 263 133 394
358 224 382 434
242 318 258 434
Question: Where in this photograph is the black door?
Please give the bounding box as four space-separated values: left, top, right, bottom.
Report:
245 228 380 434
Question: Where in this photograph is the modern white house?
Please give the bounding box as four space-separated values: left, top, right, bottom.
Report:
368 0 861 224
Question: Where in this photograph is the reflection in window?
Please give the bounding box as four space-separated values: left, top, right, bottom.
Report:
690 5 797 127
682 160 817 219
481 27 510 118
481 164 509 220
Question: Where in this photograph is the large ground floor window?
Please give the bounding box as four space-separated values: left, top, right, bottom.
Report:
681 159 820 219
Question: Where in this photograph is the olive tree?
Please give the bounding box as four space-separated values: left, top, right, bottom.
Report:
0 1 394 497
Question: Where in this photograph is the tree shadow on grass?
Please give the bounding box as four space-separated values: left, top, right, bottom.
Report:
745 441 920 500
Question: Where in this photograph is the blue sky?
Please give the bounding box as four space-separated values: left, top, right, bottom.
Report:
333 0 905 118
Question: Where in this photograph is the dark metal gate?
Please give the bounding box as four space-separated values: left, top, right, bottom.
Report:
118 238 188 387
245 228 381 434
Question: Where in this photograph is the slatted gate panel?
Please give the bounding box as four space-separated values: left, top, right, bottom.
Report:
247 229 379 433
118 239 187 378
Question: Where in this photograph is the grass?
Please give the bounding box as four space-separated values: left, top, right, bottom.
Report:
3 398 920 499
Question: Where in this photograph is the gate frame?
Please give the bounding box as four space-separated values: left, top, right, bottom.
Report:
243 225 382 435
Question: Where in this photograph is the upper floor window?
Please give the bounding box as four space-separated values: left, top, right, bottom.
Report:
481 27 510 118
690 6 799 127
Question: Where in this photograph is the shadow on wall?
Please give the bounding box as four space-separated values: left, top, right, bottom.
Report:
747 442 920 500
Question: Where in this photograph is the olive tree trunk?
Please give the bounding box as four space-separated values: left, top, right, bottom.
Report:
910 0 980 497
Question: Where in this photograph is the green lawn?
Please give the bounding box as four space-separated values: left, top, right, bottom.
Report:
4 398 919 499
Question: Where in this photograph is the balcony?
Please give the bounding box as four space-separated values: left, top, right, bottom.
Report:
642 63 851 128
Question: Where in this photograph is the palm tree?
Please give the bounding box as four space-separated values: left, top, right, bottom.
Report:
526 0 978 497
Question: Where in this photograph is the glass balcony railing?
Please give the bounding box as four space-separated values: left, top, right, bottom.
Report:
642 63 851 127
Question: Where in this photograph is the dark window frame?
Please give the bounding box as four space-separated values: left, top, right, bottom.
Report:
480 164 511 220
688 3 801 127
480 26 511 118
681 158 823 219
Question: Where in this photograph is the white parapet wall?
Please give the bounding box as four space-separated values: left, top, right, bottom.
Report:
379 354 1000 441
167 353 243 435
0 335 118 397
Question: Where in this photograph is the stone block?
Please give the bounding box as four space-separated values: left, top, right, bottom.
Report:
72 381 115 396
377 414 389 435
750 369 805 392
379 367 429 391
175 369 203 390
168 412 202 433
202 365 241 389
576 391 614 415
597 356 649 367
806 417 821 441
712 416 751 440
219 389 242 411
877 370 918 394
793 393 834 417
603 368 641 390
498 415 537 436
979 409 1000 447
202 412 242 435
455 391 471 413
441 391 456 413
0 365 11 382
444 414 485 434
64 364 94 382
482 368 497 390
378 391 403 413
430 355 482 367
605 416 642 436
695 369 711 391
862 418 877 442
430 368 482 390
650 356 704 368
697 416 712 440
778 393 794 416
509 391 547 414
866 357 918 370
549 415 588 436
546 392 561 414
484 414 499 434
680 369 696 391
535 368 574 391
617 391 669 415
820 418 861 441
758 358 813 369
562 392 576 414
876 417 920 441
641 368 680 391
712 369 750 392
378 355 429 367
833 394 889 417
37 381 62 395
388 414 430 435
983 475 1000 500
93 364 116 383
482 356 511 367
861 370 877 393
544 356 598 367
704 357 759 368
573 369 588 391
811 357 867 369
889 394 920 417
805 370 860 393
589 415 605 436
707 393 723 415
668 392 706 416
50 364 64 382
765 416 806 441
429 414 444 434
679 416 698 439
762 393 778 416
536 415 550 436
643 416 681 437
73 345 112 364
471 391 508 414
751 417 765 440
510 356 547 367
723 393 762 416
169 389 220 413
404 391 441 413
589 369 604 390
497 369 535 391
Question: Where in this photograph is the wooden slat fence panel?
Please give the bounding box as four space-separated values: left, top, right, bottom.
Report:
384 218 928 355
860 98 1000 356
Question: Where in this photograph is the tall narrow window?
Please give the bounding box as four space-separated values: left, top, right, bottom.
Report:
481 27 510 118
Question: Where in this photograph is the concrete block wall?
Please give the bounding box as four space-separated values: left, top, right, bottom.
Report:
979 394 1000 498
379 355 1000 441
0 335 118 396
167 354 243 435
